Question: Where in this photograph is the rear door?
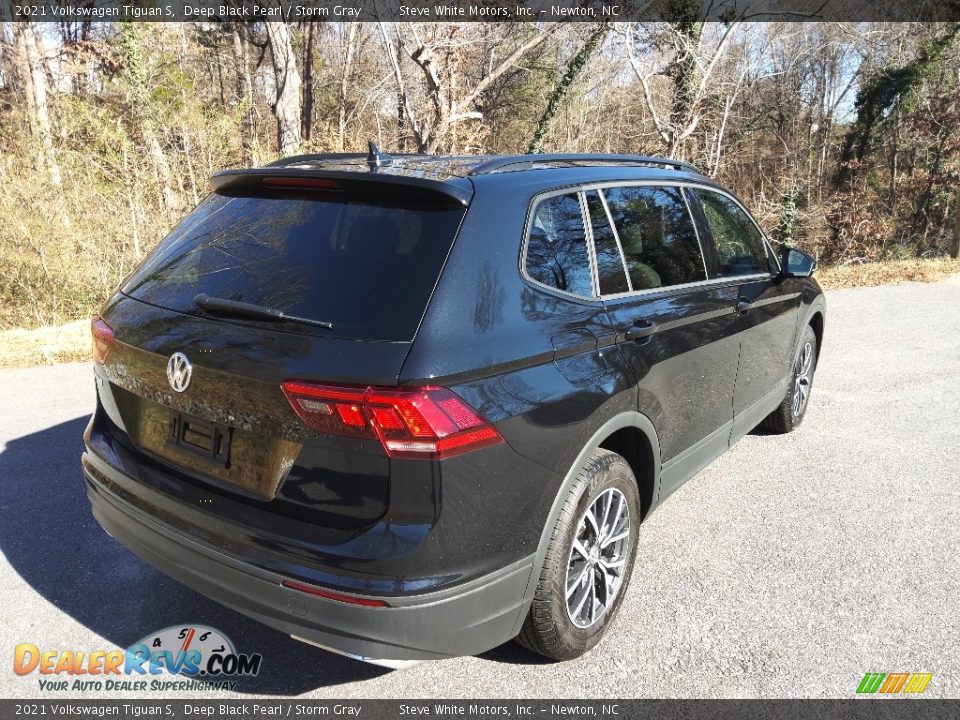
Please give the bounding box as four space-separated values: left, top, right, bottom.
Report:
586 184 741 497
689 187 802 441
97 184 466 524
522 191 621 389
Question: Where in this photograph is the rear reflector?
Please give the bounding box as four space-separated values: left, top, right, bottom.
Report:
91 316 115 364
262 177 341 191
282 580 390 608
280 382 504 460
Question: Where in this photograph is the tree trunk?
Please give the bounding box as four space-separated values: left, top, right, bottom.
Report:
147 132 178 220
950 190 960 259
888 108 899 207
528 24 608 154
301 21 315 144
13 23 62 188
395 41 407 150
231 24 257 166
338 22 359 152
265 21 302 157
667 19 703 161
119 23 178 219
378 23 421 151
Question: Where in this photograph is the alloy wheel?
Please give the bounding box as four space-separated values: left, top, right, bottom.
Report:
792 341 814 417
565 488 631 629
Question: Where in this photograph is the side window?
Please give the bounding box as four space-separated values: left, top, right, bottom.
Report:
525 193 593 297
585 190 629 295
691 189 770 277
603 185 706 290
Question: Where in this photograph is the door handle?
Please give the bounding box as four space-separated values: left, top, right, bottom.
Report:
623 320 657 342
735 297 751 315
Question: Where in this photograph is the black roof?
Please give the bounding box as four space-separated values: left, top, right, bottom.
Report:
211 152 710 208
266 152 702 182
267 153 492 182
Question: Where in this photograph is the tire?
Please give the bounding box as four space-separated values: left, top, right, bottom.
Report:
761 324 818 434
516 448 641 661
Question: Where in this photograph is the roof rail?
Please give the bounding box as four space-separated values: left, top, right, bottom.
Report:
468 154 700 176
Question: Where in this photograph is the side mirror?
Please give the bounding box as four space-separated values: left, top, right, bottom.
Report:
779 247 817 278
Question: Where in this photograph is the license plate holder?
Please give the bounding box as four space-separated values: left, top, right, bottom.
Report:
167 412 233 468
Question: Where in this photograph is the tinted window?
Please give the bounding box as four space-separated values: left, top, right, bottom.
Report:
585 190 629 295
603 186 706 290
525 193 593 297
122 191 465 341
691 189 769 277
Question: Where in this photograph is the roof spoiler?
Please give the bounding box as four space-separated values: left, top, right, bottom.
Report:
210 167 472 206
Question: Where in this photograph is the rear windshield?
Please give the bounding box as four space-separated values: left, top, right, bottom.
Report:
121 191 466 341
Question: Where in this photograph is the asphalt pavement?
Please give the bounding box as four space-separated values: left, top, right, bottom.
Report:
1 276 958 699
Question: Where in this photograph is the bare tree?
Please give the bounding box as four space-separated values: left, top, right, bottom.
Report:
378 22 422 149
951 190 960 258
301 21 316 143
623 19 742 160
528 24 610 154
265 20 302 155
3 20 960 333
231 23 258 166
379 23 559 152
119 23 178 219
338 22 360 151
12 23 62 188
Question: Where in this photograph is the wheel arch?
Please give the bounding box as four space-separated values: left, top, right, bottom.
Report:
511 412 661 635
795 292 825 366
808 309 825 361
599 426 657 521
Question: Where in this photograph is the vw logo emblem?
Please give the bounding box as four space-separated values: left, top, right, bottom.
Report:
166 352 192 393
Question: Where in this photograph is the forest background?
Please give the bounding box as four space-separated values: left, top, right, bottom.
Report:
2 16 959 345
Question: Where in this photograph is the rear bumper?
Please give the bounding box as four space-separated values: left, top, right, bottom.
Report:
83 455 534 663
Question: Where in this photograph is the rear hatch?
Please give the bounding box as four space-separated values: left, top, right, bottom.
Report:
94 179 467 529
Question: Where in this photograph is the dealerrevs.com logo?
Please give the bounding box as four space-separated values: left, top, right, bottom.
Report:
14 625 262 692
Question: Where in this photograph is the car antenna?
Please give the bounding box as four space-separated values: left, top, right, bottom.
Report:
366 141 393 171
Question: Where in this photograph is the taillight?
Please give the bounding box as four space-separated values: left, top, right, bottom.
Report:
280 382 503 460
91 316 115 364
281 580 389 608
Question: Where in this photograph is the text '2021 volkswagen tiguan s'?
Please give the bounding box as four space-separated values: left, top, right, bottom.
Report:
82 149 825 665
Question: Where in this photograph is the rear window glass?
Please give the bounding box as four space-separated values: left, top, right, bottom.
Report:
121 191 465 341
524 193 593 297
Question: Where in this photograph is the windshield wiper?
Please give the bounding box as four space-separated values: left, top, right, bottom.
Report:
194 293 334 330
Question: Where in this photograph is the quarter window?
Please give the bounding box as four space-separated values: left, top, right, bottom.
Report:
602 186 706 290
691 189 770 277
525 193 593 297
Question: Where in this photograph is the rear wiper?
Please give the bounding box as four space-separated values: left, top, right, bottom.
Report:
194 293 334 330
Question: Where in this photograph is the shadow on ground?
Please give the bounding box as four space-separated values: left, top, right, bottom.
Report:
477 643 554 666
0 416 389 695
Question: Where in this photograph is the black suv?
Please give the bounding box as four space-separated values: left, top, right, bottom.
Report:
83 150 825 665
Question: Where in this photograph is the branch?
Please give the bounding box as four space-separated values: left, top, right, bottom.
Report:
624 25 671 146
693 20 742 110
377 22 423 148
403 25 445 119
454 26 558 113
448 111 484 123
